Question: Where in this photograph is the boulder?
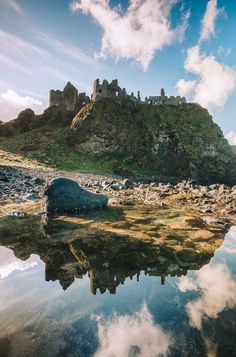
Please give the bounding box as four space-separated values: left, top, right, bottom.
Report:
42 178 108 213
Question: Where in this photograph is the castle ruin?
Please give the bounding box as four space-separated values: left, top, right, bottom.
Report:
49 80 187 110
49 82 90 111
92 78 141 103
145 88 186 105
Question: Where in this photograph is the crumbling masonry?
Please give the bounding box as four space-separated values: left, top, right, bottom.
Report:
145 88 186 105
49 82 90 111
92 78 141 103
49 79 187 110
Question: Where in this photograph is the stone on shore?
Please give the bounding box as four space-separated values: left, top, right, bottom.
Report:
42 178 108 213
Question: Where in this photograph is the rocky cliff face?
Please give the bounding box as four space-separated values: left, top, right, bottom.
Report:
71 99 236 184
0 106 77 136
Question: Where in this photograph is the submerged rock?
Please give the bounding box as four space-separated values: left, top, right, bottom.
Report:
42 178 108 213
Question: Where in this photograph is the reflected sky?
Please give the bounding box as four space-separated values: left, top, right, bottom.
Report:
0 213 235 357
0 247 39 278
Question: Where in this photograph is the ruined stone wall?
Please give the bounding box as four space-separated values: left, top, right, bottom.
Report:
50 80 187 110
49 90 64 107
145 89 186 106
92 78 141 103
49 82 89 111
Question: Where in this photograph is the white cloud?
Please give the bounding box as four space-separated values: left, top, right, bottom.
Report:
0 89 45 121
178 263 236 329
1 89 42 107
0 29 49 59
70 0 190 71
225 131 236 146
35 31 98 67
220 225 236 254
176 78 197 97
0 0 24 14
0 247 39 278
0 54 33 76
200 0 222 41
176 45 236 110
94 304 171 357
217 46 231 57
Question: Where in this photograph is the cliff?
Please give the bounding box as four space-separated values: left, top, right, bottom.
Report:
71 99 236 184
0 105 78 137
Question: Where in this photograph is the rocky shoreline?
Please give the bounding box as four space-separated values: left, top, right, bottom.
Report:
0 165 236 225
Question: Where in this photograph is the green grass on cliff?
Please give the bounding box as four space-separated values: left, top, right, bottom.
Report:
0 123 145 175
1 100 235 182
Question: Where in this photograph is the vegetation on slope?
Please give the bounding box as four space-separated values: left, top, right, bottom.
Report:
0 99 235 183
71 99 236 184
0 122 144 175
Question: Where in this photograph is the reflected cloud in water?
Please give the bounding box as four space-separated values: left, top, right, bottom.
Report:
0 247 39 278
0 210 236 356
178 263 236 329
220 226 236 254
0 209 229 295
94 304 171 357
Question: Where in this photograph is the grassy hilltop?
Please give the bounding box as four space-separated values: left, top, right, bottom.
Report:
0 99 235 184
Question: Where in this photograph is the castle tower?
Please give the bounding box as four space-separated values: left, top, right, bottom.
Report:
137 91 141 102
63 82 78 111
161 88 165 97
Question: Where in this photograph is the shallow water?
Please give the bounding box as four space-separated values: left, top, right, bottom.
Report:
0 205 235 357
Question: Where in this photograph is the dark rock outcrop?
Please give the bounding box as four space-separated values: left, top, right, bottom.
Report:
70 99 236 185
42 178 108 212
0 106 77 137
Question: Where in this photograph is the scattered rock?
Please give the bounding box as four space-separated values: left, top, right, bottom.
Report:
32 177 45 186
202 215 230 228
0 172 9 182
122 178 133 188
8 211 27 217
23 193 39 201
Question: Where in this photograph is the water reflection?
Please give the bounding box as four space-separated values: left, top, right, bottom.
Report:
0 206 228 294
0 247 39 279
94 304 171 357
0 206 235 357
178 263 236 329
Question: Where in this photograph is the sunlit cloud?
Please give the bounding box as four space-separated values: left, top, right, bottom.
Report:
70 0 190 71
0 247 39 279
0 0 24 15
220 226 236 254
0 29 49 59
200 0 222 42
0 54 33 76
35 30 99 67
176 45 236 110
178 263 236 329
0 89 45 121
176 0 234 111
1 89 42 107
225 131 236 146
217 46 231 57
94 304 172 357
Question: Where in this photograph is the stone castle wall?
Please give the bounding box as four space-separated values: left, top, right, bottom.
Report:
49 80 187 111
92 78 141 103
145 88 186 106
49 82 89 111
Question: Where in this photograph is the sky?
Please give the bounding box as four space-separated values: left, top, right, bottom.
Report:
0 0 235 144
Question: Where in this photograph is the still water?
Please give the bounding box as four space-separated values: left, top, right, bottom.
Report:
0 205 236 357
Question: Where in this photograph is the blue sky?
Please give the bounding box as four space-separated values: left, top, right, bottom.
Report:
0 0 235 143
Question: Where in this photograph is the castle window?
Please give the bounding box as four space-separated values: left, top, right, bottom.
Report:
99 89 102 93
116 91 119 96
